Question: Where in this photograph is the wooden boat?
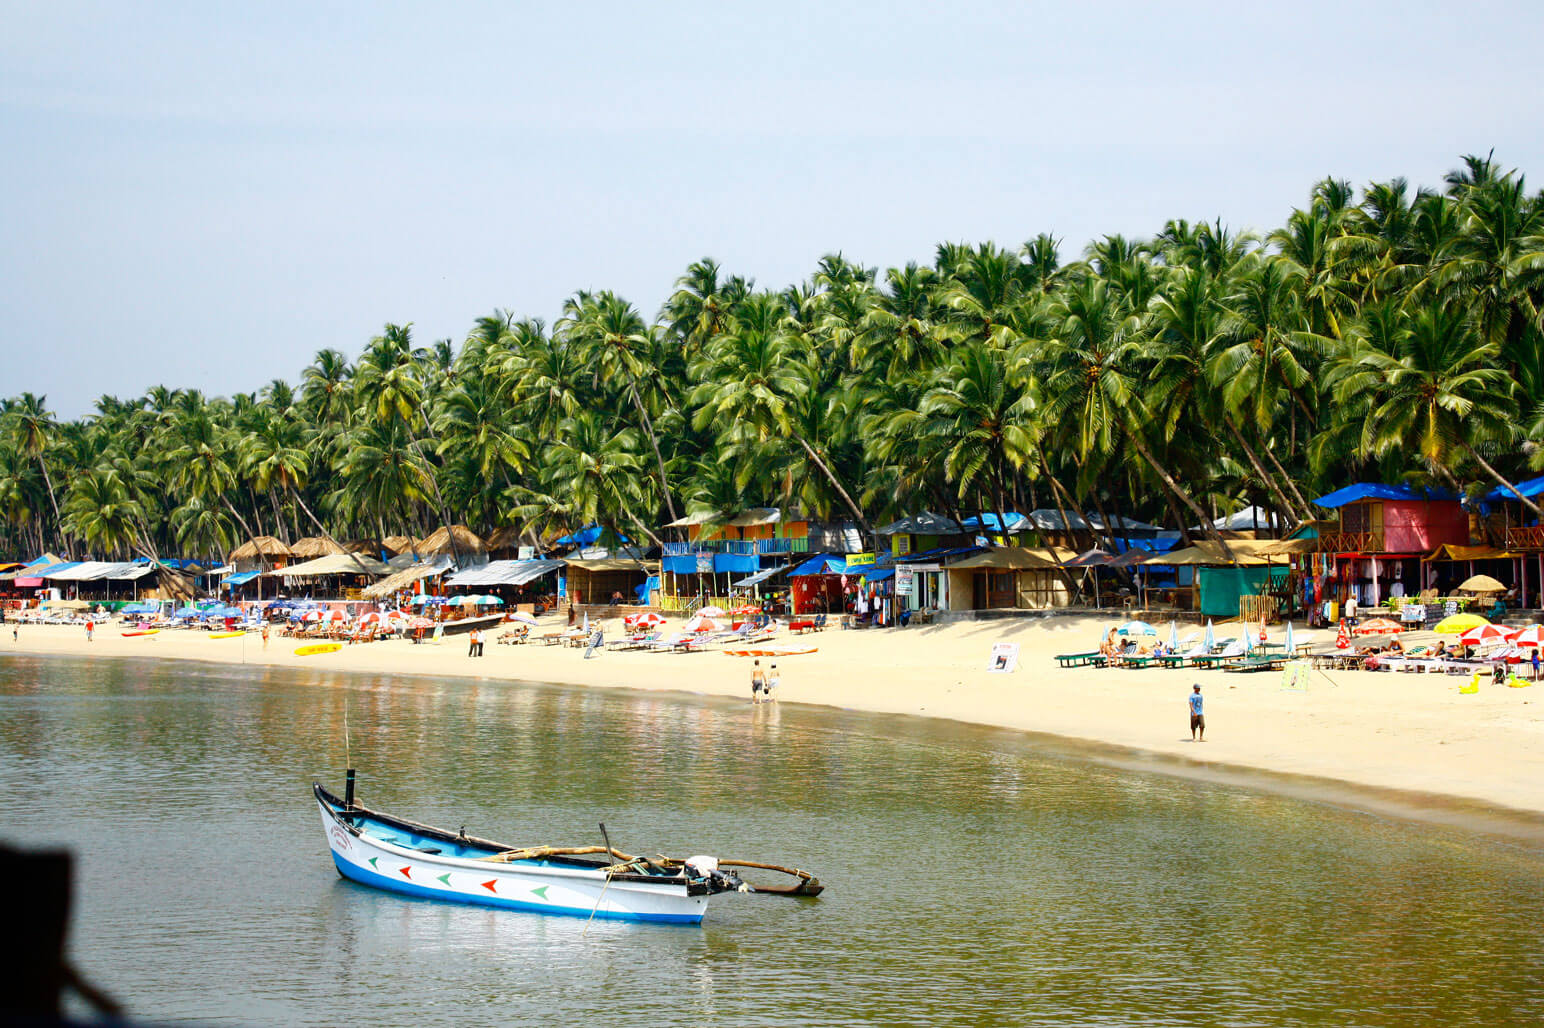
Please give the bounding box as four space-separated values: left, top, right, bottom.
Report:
121 629 159 637
434 613 504 637
295 642 343 656
723 647 818 657
316 773 821 924
208 631 246 639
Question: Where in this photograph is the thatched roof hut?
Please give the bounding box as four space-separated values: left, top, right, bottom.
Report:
289 536 346 558
382 534 416 555
484 526 525 552
345 538 382 555
416 524 487 557
230 536 293 560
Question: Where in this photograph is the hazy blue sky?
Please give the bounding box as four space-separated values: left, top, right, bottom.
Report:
4 1 1543 418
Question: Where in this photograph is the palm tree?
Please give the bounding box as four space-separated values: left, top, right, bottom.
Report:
3 393 63 543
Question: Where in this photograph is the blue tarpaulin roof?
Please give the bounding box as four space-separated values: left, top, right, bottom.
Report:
959 512 1028 532
1487 475 1544 501
555 524 630 546
893 546 981 564
788 553 847 577
223 570 262 587
859 567 895 582
1313 483 1457 508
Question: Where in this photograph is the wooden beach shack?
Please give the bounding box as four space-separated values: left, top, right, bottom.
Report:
1312 483 1469 607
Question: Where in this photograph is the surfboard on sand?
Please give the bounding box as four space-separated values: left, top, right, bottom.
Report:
295 642 343 656
209 631 246 639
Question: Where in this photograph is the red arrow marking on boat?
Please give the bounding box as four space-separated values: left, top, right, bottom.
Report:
481 879 497 893
399 866 412 879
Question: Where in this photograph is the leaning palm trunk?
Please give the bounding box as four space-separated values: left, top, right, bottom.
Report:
792 433 871 536
1223 418 1303 528
625 376 678 523
1462 442 1544 519
1258 437 1314 517
1124 431 1235 561
289 489 380 576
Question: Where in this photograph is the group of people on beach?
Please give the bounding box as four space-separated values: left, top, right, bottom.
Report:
750 660 779 703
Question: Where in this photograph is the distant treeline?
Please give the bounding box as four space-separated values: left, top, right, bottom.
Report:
4 152 1544 562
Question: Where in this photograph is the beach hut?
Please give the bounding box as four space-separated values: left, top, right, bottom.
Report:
1314 483 1469 609
229 536 294 570
381 534 416 556
944 547 1067 610
564 557 659 611
289 536 346 559
417 525 488 560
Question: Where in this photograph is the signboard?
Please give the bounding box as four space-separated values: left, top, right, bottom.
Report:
695 553 713 574
987 642 1020 673
1399 603 1426 623
1280 659 1311 692
1444 600 1459 617
845 552 875 568
895 566 915 596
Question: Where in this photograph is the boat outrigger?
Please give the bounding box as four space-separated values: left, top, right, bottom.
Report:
316 771 821 924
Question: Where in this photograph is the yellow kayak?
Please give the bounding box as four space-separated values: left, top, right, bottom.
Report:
122 629 160 637
295 642 343 657
209 631 246 639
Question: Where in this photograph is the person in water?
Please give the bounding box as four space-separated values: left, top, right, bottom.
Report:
750 660 766 703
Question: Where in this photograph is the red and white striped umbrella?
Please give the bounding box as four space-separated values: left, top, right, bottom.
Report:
1509 624 1543 648
684 613 721 633
1459 623 1517 646
358 611 383 625
301 609 324 622
628 611 666 629
697 605 726 618
728 605 761 617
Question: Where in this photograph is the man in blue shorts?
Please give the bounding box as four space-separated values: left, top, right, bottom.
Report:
1189 684 1205 741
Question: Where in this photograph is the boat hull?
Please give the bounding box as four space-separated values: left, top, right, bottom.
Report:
317 794 708 924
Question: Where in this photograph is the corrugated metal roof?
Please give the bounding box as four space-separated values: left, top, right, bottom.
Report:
445 559 565 587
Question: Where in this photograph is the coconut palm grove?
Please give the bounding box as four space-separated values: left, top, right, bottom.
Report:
5 153 1544 561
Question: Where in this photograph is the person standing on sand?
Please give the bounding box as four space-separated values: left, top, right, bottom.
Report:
766 663 780 702
750 660 766 703
86 619 94 643
1189 684 1205 741
261 622 270 649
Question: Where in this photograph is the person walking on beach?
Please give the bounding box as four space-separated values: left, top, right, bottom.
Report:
750 660 766 703
468 629 481 657
1532 647 1540 682
1188 684 1205 741
85 619 94 643
261 622 270 650
765 663 780 702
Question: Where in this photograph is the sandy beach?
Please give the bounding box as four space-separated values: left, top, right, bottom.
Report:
8 614 1544 823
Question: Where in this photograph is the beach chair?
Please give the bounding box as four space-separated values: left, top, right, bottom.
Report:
1055 651 1103 668
648 632 692 652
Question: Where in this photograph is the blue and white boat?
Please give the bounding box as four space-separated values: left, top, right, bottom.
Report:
316 773 820 924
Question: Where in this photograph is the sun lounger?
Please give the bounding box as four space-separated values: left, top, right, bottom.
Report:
1055 651 1104 668
1225 654 1288 673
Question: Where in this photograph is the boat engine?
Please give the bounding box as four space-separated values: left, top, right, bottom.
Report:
684 855 749 893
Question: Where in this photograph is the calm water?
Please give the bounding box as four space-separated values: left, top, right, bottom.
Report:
2 655 1542 1027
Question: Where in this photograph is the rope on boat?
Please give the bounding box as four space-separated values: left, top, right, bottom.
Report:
473 844 821 895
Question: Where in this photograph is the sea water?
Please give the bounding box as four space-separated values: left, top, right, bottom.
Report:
2 655 1541 1026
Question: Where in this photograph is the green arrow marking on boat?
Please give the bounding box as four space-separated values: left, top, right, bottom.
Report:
531 886 549 899
368 857 379 870
437 873 452 886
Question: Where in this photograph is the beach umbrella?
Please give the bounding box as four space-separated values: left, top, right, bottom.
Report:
698 605 726 618
1204 619 1215 650
479 595 505 606
301 609 323 622
1510 624 1544 648
1285 621 1296 654
410 617 434 630
1459 623 1516 647
509 611 540 626
1433 613 1489 634
1117 620 1156 636
684 613 721 633
1457 574 1508 594
629 611 666 629
1242 626 1254 655
358 611 383 625
1168 621 1179 650
1352 617 1403 636
581 612 589 634
729 605 761 617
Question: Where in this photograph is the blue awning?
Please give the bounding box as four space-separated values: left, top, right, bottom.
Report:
223 570 262 587
732 563 790 588
554 524 631 546
859 567 895 582
1313 483 1457 508
714 552 758 574
959 512 1028 532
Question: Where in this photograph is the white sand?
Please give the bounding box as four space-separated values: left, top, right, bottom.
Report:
8 614 1544 817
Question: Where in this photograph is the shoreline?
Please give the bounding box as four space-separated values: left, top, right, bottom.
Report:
6 615 1544 840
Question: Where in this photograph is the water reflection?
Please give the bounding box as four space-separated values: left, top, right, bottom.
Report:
2 655 1542 1027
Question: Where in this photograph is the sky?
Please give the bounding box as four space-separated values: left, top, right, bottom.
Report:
4 1 1544 419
